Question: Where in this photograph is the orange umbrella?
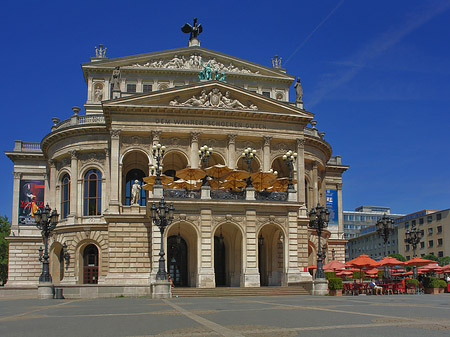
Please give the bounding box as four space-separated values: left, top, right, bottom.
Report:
169 179 201 190
271 177 298 191
205 164 232 178
308 264 317 270
324 260 347 271
365 268 379 277
208 179 222 190
143 174 174 185
220 169 249 181
346 254 378 282
250 171 277 186
221 179 246 191
377 256 405 267
405 257 436 267
176 168 206 181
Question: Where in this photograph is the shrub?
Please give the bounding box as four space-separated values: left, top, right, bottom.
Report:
328 277 343 290
353 270 364 280
405 278 418 287
423 276 440 288
438 280 447 288
325 272 336 280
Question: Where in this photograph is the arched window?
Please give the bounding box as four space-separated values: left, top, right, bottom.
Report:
125 169 146 206
83 169 102 216
61 174 70 219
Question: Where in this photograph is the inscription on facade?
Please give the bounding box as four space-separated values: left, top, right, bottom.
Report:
154 118 266 129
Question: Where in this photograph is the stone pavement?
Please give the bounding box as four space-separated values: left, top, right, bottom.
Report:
0 294 449 337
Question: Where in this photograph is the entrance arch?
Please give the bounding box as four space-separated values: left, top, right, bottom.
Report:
214 223 243 287
258 224 285 286
83 244 99 284
166 221 198 287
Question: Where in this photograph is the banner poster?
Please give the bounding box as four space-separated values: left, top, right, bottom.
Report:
18 180 45 225
326 189 338 226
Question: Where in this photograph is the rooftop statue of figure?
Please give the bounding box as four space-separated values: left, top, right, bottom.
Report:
181 18 203 41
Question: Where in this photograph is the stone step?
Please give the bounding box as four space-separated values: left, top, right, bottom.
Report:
172 286 309 297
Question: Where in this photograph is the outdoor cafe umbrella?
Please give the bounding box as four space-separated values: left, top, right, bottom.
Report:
220 169 249 181
323 260 347 271
405 257 436 267
205 164 232 178
346 254 378 283
377 256 405 279
250 171 277 187
308 264 317 270
143 174 174 185
169 179 201 190
272 177 298 191
221 179 246 191
365 268 379 277
176 168 206 181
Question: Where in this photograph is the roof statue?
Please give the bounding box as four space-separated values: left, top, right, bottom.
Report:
95 44 107 58
181 18 203 46
272 55 282 68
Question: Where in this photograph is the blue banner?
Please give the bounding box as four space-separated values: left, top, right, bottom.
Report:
326 189 338 226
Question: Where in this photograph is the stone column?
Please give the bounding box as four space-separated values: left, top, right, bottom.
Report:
227 134 237 168
296 138 306 204
190 132 200 169
48 160 56 209
312 161 319 206
336 183 343 238
104 148 110 207
285 210 303 285
243 209 260 287
110 129 121 212
262 136 272 171
69 151 78 219
11 172 21 232
197 208 215 288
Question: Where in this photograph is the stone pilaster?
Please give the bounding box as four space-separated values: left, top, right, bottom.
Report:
48 160 56 208
197 208 215 288
312 161 319 207
336 183 343 238
227 134 237 168
244 209 260 287
11 172 21 231
104 148 110 207
190 132 200 169
296 138 306 204
69 151 78 219
262 136 272 171
286 210 304 284
109 129 121 212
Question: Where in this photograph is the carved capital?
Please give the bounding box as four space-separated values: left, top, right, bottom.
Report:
152 130 161 142
263 136 272 147
190 132 200 142
69 150 78 159
110 129 121 139
336 183 343 190
13 172 22 179
296 138 306 149
48 159 55 168
228 134 237 145
104 148 110 157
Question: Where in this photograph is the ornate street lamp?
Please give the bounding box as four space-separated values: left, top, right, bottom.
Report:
34 204 59 283
308 204 329 279
199 145 212 186
405 224 423 278
241 147 256 187
376 214 395 257
331 248 335 261
283 150 297 191
150 197 175 280
152 143 166 186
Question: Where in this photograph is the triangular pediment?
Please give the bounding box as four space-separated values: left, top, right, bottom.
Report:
82 46 294 81
102 81 313 124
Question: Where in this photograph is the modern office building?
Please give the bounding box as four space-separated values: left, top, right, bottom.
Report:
5 25 348 296
397 209 450 260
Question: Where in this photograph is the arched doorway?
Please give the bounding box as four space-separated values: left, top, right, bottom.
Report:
167 235 188 287
83 244 99 284
214 223 242 287
50 244 64 283
258 224 284 286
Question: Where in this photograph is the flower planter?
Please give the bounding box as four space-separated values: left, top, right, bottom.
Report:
439 288 445 294
329 289 343 296
424 288 439 294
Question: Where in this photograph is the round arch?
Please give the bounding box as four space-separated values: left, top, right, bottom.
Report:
236 156 261 173
49 242 65 284
257 223 286 286
162 150 189 178
74 240 102 285
271 156 289 178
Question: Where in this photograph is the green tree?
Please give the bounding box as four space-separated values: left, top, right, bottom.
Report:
438 256 450 266
0 216 11 285
388 253 406 262
423 254 438 262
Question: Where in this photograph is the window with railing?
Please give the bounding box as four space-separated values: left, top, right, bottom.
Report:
83 169 102 216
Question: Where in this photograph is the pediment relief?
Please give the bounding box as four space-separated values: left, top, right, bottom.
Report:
83 46 293 79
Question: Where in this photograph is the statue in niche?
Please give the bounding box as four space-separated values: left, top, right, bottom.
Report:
131 180 141 205
111 66 121 91
181 17 203 41
94 86 103 102
294 77 303 103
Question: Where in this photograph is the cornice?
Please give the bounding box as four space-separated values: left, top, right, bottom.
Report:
304 134 333 161
5 151 45 162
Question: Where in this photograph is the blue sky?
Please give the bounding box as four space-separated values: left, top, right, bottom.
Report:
1 0 449 219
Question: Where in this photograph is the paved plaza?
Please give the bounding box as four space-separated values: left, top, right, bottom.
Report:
1 294 449 337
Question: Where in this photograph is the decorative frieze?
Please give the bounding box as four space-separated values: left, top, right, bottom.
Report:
56 157 71 171
78 152 106 166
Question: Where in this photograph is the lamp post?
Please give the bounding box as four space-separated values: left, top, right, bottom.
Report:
376 214 395 258
405 224 423 278
34 204 59 283
152 143 166 186
283 150 297 191
199 145 212 186
241 147 256 187
150 197 175 281
308 204 329 279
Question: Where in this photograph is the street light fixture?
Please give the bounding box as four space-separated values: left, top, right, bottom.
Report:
282 150 297 191
241 147 256 187
34 204 59 283
376 214 395 257
150 197 175 281
152 143 166 186
199 145 213 186
405 224 423 278
308 203 329 279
